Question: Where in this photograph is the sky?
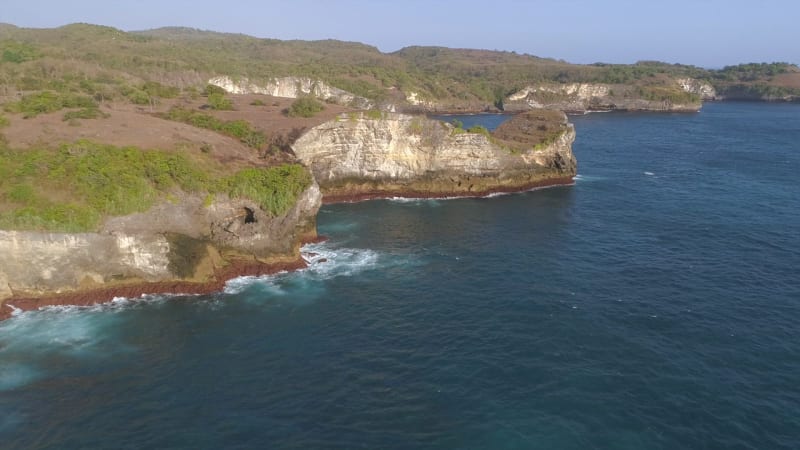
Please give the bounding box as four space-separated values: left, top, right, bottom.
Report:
2 0 798 68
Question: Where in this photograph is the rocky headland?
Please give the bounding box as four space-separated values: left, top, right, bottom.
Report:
0 184 322 321
0 104 576 319
503 79 714 113
292 111 576 202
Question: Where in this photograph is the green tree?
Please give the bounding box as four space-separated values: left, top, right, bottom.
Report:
208 92 234 110
286 97 325 118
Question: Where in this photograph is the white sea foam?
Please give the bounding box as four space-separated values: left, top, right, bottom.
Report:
303 242 380 278
574 174 607 183
223 241 382 295
387 196 450 204
0 363 42 392
0 298 142 391
644 171 655 176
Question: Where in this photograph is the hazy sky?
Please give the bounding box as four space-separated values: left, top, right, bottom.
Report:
2 0 798 68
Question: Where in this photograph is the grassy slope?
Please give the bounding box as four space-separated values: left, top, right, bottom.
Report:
0 139 312 232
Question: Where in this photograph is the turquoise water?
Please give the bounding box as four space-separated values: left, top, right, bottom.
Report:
1 103 799 449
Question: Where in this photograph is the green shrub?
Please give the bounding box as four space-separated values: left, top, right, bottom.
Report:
221 164 312 216
63 108 109 121
287 97 324 118
7 184 36 203
0 142 211 230
5 91 100 118
161 107 265 149
7 91 62 118
204 84 227 96
208 92 234 110
467 125 490 136
141 81 180 99
0 114 9 128
125 88 151 105
1 41 38 63
364 109 384 120
250 99 266 106
61 94 98 109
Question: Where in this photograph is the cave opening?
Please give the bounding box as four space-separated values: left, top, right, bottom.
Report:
243 207 257 224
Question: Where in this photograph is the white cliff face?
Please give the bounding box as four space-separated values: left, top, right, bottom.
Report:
677 78 717 100
293 114 507 183
507 83 611 102
208 76 373 108
0 182 322 299
506 81 703 112
405 91 438 109
292 112 576 198
0 231 171 298
505 83 614 112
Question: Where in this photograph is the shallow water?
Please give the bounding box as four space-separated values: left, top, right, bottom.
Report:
1 102 799 449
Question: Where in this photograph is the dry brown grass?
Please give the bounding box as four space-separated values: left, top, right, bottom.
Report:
492 110 568 151
1 93 356 168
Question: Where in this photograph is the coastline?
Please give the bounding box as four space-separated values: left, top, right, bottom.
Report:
0 257 308 322
0 176 573 322
321 176 575 204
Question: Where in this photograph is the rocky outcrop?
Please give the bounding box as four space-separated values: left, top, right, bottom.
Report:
208 76 373 109
504 81 703 113
0 183 321 310
292 112 576 201
677 78 717 100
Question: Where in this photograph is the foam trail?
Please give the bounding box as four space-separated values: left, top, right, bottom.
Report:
0 363 41 392
223 241 382 294
574 174 607 183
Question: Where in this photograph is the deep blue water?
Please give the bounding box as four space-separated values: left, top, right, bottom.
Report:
2 103 800 449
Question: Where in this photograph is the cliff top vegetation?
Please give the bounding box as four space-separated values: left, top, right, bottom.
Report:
1 23 797 110
0 139 312 232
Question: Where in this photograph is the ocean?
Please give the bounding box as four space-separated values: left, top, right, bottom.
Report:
1 102 799 449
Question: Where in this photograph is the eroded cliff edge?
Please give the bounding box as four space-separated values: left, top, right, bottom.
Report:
292 111 577 202
0 183 321 320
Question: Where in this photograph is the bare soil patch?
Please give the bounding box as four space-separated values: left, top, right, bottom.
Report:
2 93 356 169
771 72 800 89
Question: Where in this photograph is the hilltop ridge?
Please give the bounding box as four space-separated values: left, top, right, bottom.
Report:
1 23 797 113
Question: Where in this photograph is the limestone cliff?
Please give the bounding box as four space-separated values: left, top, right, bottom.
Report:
0 183 321 305
677 78 717 100
208 76 373 109
292 112 576 201
504 79 707 113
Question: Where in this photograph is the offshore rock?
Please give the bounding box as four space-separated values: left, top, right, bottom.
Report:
292 111 576 201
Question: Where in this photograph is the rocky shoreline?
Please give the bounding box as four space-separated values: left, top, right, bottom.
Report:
1 112 577 322
0 233 332 322
320 176 575 204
